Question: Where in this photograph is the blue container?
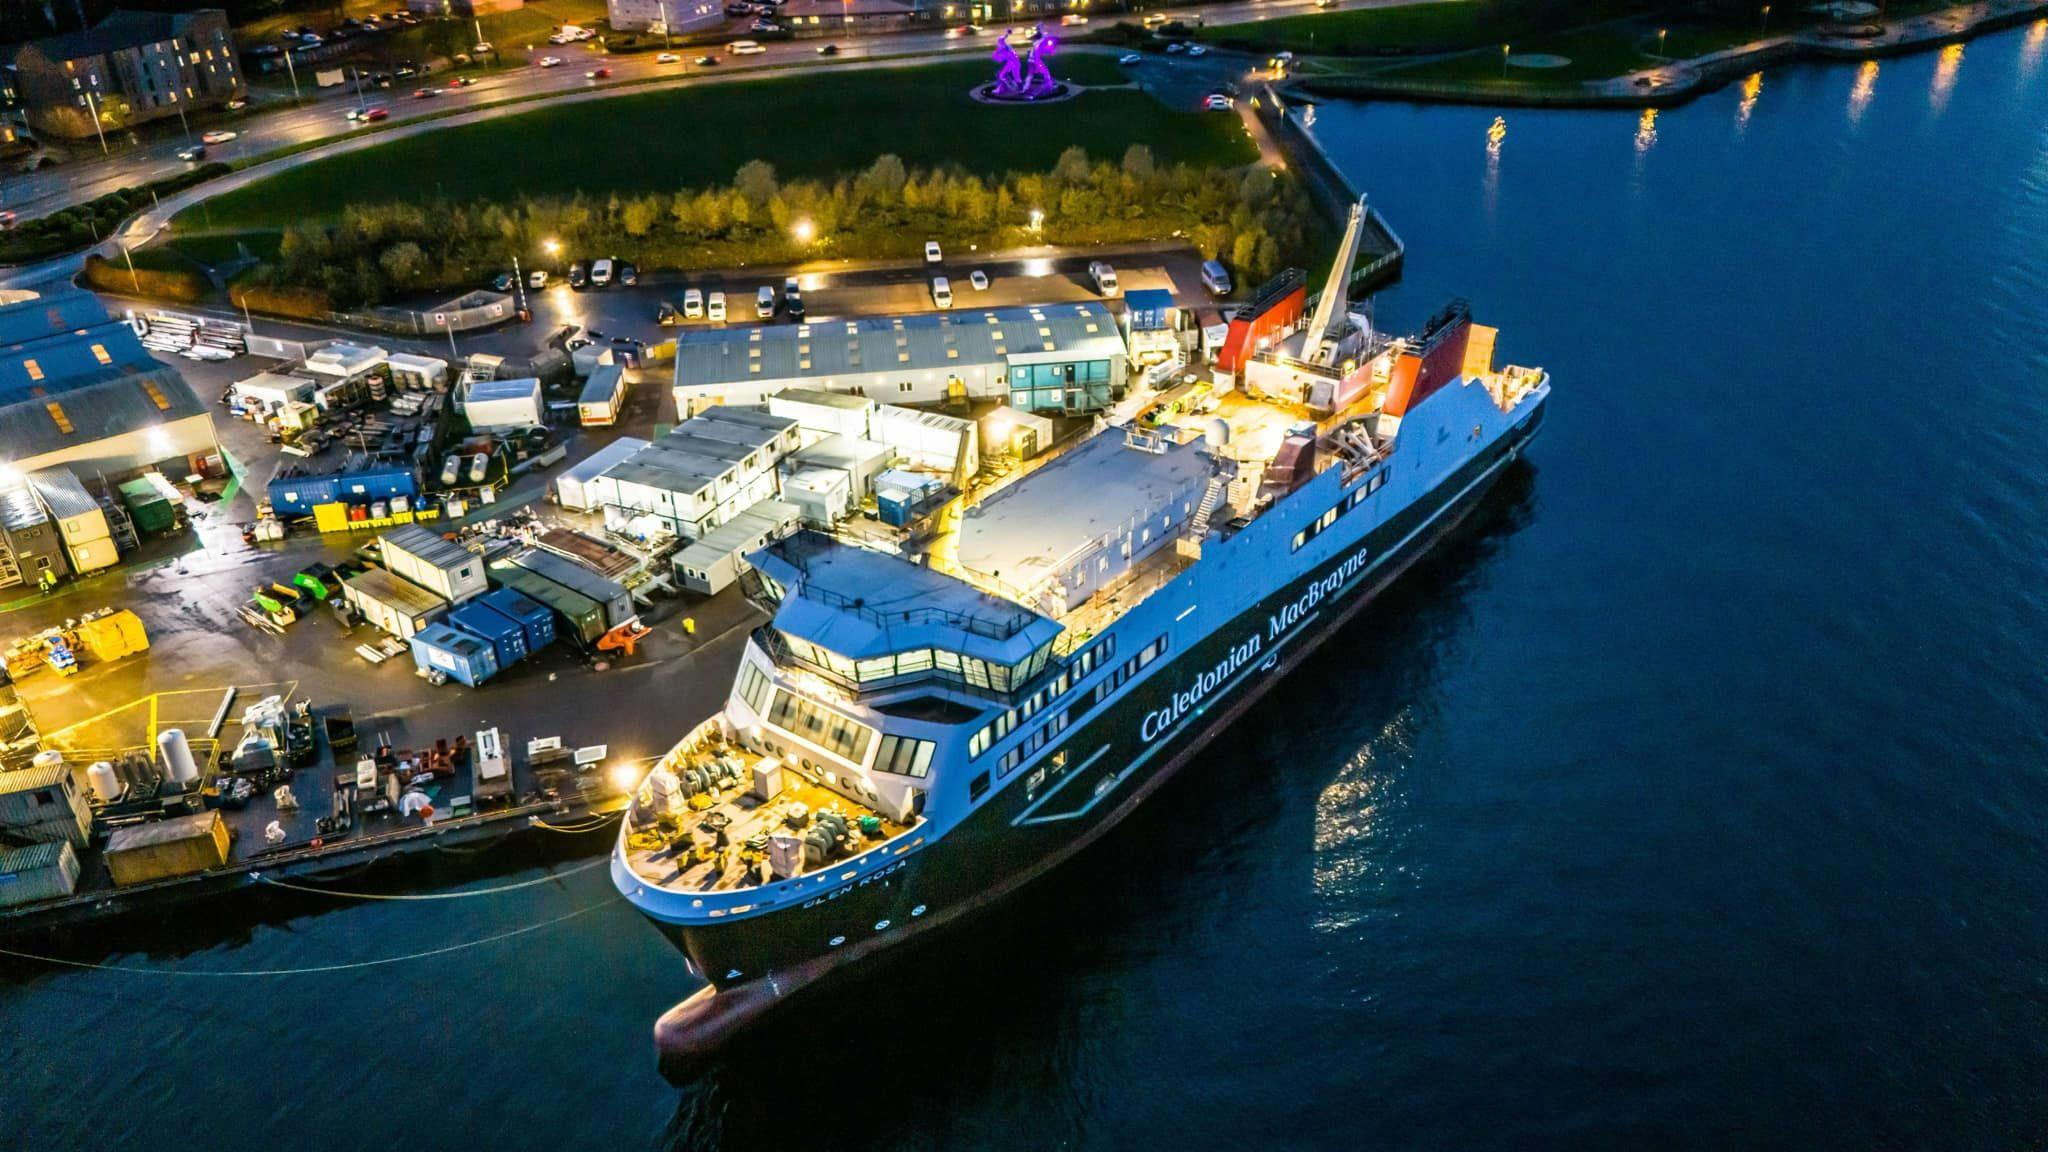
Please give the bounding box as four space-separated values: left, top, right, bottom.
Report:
408 622 500 687
480 587 556 652
447 601 529 668
267 465 420 517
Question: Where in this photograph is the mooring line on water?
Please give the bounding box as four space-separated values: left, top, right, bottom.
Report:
250 855 610 900
532 812 623 834
0 896 623 978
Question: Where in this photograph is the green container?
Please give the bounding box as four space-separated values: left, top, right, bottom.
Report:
118 478 176 534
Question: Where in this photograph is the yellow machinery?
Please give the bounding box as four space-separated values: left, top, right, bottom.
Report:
4 608 149 681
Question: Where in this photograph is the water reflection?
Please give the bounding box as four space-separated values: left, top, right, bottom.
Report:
1932 43 1965 112
2021 19 2046 80
1848 60 1879 124
1484 115 1505 217
1735 72 1763 135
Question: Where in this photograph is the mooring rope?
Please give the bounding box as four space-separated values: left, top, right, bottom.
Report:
0 896 622 978
250 855 609 900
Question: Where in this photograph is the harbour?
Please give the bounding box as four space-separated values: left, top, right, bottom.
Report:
7 16 2048 1152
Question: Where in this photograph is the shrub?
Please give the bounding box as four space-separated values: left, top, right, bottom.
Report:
81 254 209 302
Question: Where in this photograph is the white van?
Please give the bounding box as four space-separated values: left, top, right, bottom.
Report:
756 285 776 318
729 39 765 54
1088 260 1119 296
590 258 614 287
931 276 953 309
708 291 727 321
1200 259 1233 297
683 288 704 318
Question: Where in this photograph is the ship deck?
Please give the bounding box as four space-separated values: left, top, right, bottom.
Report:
623 741 913 893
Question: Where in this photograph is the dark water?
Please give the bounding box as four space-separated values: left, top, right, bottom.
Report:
11 26 2048 1150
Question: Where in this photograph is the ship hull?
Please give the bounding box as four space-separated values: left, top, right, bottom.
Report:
642 397 1544 1080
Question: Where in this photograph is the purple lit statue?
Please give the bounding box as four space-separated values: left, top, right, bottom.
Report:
989 26 1061 100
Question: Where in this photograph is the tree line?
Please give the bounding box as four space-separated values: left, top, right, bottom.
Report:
252 147 1316 308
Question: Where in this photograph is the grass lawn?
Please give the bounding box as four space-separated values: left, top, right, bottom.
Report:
179 58 1247 232
1375 26 1660 86
1196 0 1644 56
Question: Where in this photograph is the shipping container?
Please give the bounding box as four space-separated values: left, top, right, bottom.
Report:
27 468 110 547
462 377 545 431
117 476 178 534
268 465 418 518
486 563 605 645
104 810 230 886
343 567 448 639
578 363 628 427
447 601 529 668
479 587 556 652
0 840 80 908
0 761 92 848
65 535 119 574
385 352 448 391
380 525 486 604
409 622 500 687
504 548 632 628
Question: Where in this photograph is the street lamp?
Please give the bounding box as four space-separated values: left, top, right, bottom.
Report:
1760 4 1771 34
1501 43 1511 78
82 89 109 156
792 218 816 244
1028 207 1044 230
1656 27 1667 55
543 237 562 258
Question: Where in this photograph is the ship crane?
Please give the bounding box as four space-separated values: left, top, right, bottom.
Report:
1303 197 1374 368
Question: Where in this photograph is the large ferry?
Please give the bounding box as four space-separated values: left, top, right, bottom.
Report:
612 207 1549 1076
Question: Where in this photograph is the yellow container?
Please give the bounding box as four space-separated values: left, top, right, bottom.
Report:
104 810 230 886
312 502 352 534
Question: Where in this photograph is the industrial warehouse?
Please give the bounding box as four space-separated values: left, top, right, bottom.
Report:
669 304 1133 416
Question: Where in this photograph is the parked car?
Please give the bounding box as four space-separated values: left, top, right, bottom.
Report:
590 257 615 287
708 291 727 321
756 285 776 317
658 301 682 325
683 288 704 318
1118 52 1142 65
175 144 207 162
492 272 515 292
618 262 638 287
473 41 494 53
1186 44 1208 56
925 240 942 263
585 67 611 79
1200 259 1233 297
1203 93 1233 110
1165 41 1186 53
1088 260 1119 296
200 129 238 143
931 276 953 309
537 55 563 67
568 260 589 288
529 270 550 289
969 269 989 291
657 52 681 63
784 279 806 321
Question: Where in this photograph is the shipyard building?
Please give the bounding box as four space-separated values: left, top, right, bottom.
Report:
670 305 1129 418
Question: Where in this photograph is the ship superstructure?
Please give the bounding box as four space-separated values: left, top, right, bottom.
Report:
612 226 1549 1075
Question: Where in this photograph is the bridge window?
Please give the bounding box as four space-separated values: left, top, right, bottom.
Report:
766 689 874 763
874 734 934 779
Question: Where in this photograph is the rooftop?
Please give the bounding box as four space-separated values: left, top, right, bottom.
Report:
27 9 225 62
0 366 206 461
750 531 1063 666
345 567 447 614
381 525 473 572
955 429 1211 591
672 305 1125 391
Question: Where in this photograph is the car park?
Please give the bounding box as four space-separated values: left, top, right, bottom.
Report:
756 286 776 317
708 291 727 321
925 240 942 263
683 288 704 318
200 130 238 143
969 269 989 291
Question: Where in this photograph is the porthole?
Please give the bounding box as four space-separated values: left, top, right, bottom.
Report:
911 905 927 917
874 919 891 931
829 935 846 947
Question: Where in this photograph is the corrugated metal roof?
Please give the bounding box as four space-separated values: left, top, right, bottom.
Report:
677 499 801 566
0 485 49 531
672 305 1125 391
489 562 601 618
466 377 542 402
0 365 207 462
0 292 110 347
557 436 648 489
580 363 624 405
0 840 69 874
26 466 98 520
381 525 474 572
507 548 627 605
0 762 71 793
346 567 448 615
773 387 871 412
956 431 1209 583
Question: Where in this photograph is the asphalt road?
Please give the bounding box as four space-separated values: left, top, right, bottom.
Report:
0 0 1372 223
